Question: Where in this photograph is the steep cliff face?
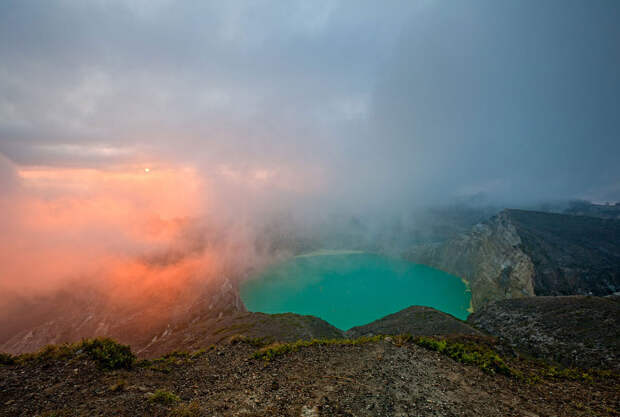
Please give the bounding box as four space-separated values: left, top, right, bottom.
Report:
408 209 620 309
408 210 536 309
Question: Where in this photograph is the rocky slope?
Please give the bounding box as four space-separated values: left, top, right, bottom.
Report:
139 311 344 358
1 302 479 359
346 306 481 338
2 297 619 416
0 277 246 356
2 336 619 417
408 209 620 309
468 295 620 370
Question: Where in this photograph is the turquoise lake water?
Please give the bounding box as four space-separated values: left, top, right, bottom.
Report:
240 252 471 330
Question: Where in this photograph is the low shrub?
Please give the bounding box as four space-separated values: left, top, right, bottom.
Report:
0 352 16 365
15 338 135 370
149 389 181 406
162 351 190 360
80 338 135 370
19 344 75 363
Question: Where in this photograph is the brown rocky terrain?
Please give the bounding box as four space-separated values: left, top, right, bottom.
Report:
2 295 619 416
2 336 619 417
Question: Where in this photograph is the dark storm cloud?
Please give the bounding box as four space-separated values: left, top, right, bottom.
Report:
0 0 619 204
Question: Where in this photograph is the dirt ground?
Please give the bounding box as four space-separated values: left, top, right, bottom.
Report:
1 339 618 417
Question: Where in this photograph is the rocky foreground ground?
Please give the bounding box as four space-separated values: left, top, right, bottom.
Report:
1 335 618 417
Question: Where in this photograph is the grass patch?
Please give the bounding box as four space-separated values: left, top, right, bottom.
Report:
190 348 207 358
0 352 17 365
411 336 515 376
18 344 76 363
253 335 384 361
12 338 135 370
79 338 135 370
147 363 173 373
523 359 620 384
137 346 218 369
149 389 181 406
162 351 190 359
537 365 594 381
169 400 201 416
408 335 620 384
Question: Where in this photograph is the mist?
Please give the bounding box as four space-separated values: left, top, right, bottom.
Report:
1 1 619 344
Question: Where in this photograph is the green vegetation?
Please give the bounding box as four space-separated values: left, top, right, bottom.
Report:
146 363 173 374
169 401 202 416
149 389 181 406
5 338 135 370
0 352 16 365
253 335 384 361
524 360 619 384
537 365 593 381
79 338 135 369
5 334 617 390
138 350 191 371
412 336 515 376
408 335 620 384
190 348 208 358
160 351 191 363
17 344 76 363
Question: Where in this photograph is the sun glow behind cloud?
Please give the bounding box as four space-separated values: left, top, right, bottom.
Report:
0 150 323 317
1 157 249 308
16 163 203 222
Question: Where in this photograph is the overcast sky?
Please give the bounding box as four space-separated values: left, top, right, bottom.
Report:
1 0 619 207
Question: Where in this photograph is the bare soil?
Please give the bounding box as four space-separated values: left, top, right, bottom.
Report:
1 338 618 417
